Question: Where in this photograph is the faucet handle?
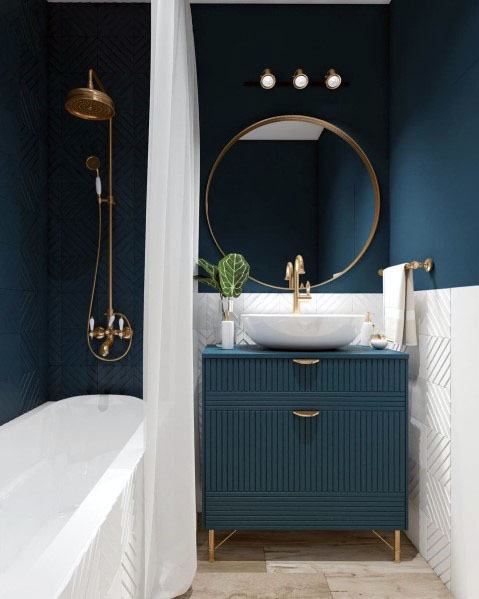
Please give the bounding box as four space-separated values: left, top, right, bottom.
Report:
299 281 311 296
284 261 294 289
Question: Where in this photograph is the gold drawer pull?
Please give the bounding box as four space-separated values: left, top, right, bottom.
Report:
293 410 320 418
292 359 320 365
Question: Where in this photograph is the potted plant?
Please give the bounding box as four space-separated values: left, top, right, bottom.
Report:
195 253 250 349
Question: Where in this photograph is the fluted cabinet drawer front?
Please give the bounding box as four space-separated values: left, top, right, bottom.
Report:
204 496 407 530
204 407 406 494
204 357 407 394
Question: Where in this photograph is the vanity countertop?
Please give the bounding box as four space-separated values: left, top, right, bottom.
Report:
203 344 407 359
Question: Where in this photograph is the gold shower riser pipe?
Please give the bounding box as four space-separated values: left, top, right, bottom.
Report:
108 117 114 316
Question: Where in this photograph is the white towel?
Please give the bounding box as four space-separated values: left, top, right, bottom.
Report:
383 263 418 346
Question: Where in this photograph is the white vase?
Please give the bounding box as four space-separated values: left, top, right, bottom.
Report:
221 319 235 349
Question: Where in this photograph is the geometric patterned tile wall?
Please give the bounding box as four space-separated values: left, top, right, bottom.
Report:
0 0 49 424
408 289 451 588
47 4 150 401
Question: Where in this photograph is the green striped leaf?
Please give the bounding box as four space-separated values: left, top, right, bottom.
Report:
197 258 221 292
218 253 250 298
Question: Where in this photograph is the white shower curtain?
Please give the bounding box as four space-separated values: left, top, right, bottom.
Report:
143 0 199 597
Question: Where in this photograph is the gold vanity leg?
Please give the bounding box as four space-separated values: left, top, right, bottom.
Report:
394 530 401 562
208 529 215 562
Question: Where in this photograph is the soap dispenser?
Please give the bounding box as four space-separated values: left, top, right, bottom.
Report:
360 312 374 347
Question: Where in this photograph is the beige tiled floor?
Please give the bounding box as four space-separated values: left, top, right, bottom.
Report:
179 530 451 598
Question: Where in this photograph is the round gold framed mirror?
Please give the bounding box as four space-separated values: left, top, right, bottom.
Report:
205 115 380 290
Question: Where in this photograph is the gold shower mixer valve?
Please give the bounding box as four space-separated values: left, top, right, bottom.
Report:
89 312 133 359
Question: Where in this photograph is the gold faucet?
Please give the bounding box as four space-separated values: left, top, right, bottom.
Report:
284 255 312 314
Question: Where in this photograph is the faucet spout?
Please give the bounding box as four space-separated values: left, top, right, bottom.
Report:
284 262 294 289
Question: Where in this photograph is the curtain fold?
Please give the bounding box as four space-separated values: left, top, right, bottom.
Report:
143 0 199 597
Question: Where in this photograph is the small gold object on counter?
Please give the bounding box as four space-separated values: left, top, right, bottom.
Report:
370 332 388 350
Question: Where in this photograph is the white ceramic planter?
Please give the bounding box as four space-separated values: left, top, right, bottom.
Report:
221 319 235 349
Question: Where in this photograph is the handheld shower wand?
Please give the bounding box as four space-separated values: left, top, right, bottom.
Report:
86 155 102 199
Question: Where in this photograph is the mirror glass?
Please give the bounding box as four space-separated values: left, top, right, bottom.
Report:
206 117 380 289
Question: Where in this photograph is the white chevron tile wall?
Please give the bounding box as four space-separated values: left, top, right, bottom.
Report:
426 383 451 439
407 288 451 588
427 336 451 388
352 293 384 332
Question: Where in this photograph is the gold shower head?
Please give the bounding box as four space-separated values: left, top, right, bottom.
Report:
65 69 115 121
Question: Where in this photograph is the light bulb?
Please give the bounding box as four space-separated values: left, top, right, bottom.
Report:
89 317 95 332
95 176 102 196
108 314 115 328
119 317 124 332
260 69 276 90
325 69 342 90
293 69 309 90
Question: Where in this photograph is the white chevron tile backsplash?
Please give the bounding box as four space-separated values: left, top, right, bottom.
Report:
316 293 354 314
243 293 279 314
352 293 384 332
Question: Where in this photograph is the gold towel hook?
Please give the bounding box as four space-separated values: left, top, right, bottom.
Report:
378 258 433 277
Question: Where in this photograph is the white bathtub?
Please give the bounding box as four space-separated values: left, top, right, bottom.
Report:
0 394 144 599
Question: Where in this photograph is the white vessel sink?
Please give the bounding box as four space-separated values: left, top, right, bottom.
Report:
242 313 364 350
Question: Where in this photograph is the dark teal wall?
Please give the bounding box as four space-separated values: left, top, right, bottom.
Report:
47 4 149 400
0 2 148 425
390 0 479 290
0 0 49 425
192 4 390 293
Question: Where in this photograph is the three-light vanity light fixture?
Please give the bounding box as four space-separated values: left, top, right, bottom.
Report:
259 68 342 90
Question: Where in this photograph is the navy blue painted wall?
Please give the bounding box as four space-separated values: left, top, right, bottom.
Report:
390 0 479 290
0 0 49 425
47 4 149 400
192 4 390 293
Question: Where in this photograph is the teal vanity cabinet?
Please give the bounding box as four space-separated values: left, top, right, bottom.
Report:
202 345 408 561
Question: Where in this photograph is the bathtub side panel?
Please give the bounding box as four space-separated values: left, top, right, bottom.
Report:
58 455 144 599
